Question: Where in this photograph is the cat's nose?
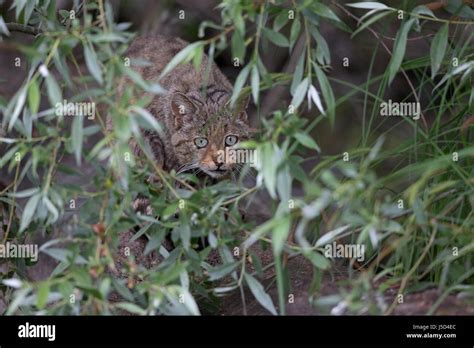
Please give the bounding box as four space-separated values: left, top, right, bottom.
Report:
216 161 224 169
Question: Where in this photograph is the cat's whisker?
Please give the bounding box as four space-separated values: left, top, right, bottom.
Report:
177 163 199 175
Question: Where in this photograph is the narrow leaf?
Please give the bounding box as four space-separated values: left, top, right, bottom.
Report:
387 18 415 85
295 132 320 152
84 43 103 84
71 115 83 165
262 28 289 47
244 273 277 315
160 42 203 79
430 24 448 79
28 79 40 115
251 65 260 103
311 3 342 23
291 77 309 108
20 193 41 232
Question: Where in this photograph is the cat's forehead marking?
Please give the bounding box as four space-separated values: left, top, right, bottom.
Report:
200 107 233 131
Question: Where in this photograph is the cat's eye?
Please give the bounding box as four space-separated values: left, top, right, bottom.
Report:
194 137 208 148
225 135 238 146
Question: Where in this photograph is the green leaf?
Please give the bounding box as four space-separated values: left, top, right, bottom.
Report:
71 115 83 165
346 2 392 10
273 11 289 32
41 248 87 264
244 216 285 249
8 86 27 131
311 29 331 65
36 282 50 310
160 41 203 79
89 33 128 43
313 63 336 125
231 30 245 62
113 280 134 302
276 166 292 205
130 106 163 134
230 64 250 107
295 132 320 152
291 51 305 95
83 43 103 85
43 196 59 223
192 44 204 71
0 15 10 36
260 142 278 199
28 79 40 116
207 261 240 281
351 10 391 38
304 251 330 269
144 229 166 256
387 18 415 85
8 187 39 198
412 5 436 18
430 24 448 79
251 64 260 103
115 302 147 315
308 84 324 114
20 193 41 232
262 28 289 47
315 225 351 247
291 77 309 108
179 215 191 250
311 3 342 23
290 18 301 50
272 216 291 257
244 273 277 315
45 74 62 107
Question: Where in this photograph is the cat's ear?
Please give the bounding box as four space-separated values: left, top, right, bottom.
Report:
170 92 198 129
233 94 250 123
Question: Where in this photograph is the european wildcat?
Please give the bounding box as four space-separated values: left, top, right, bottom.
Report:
112 35 251 181
107 36 252 278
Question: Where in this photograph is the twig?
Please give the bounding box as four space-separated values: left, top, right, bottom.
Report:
5 23 42 36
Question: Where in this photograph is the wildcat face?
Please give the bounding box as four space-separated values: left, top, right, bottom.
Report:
169 92 251 179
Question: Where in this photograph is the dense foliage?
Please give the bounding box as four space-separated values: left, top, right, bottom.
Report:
0 0 473 315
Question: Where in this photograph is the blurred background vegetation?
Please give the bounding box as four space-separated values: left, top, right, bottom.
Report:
0 0 473 315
